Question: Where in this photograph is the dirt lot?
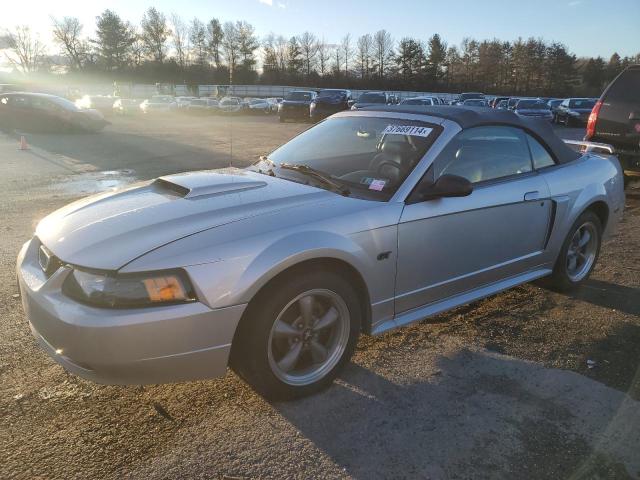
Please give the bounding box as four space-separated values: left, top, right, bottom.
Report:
1 114 639 480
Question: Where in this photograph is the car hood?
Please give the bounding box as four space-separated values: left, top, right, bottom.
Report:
315 96 345 105
282 100 311 106
36 169 334 271
517 109 552 115
354 102 385 109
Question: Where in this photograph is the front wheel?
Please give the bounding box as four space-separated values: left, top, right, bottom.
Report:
546 211 602 291
230 269 361 400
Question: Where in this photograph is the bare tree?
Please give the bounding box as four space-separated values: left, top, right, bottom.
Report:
141 7 170 63
341 33 352 77
317 38 330 76
189 18 207 66
356 33 373 79
4 26 46 73
51 16 86 69
221 21 240 83
298 31 318 76
170 13 188 67
373 29 394 80
207 18 223 68
130 33 145 66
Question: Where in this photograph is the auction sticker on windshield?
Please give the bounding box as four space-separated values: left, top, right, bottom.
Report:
382 125 432 137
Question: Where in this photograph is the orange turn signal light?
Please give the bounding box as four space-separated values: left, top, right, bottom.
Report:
143 276 188 302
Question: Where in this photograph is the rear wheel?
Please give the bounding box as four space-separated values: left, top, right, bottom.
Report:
231 269 361 400
546 211 602 291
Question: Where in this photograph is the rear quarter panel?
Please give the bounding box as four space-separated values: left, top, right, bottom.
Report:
541 153 624 264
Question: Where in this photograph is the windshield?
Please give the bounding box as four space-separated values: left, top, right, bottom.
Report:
50 96 80 111
358 93 386 103
460 93 484 101
151 96 171 103
517 100 549 109
464 99 486 106
569 99 596 109
285 91 313 101
221 99 238 105
251 116 438 200
190 100 206 106
318 90 346 98
402 98 432 105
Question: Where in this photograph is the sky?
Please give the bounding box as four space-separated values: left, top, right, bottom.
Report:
1 0 639 59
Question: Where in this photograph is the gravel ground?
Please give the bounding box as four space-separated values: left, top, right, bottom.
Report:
1 115 639 479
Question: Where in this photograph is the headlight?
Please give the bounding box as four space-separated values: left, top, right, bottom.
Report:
62 268 196 308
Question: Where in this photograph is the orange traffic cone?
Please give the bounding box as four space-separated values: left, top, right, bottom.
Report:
19 135 28 150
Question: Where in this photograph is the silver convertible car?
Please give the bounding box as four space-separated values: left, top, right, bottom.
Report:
17 106 625 399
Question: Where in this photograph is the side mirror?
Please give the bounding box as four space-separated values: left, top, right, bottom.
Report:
417 174 473 201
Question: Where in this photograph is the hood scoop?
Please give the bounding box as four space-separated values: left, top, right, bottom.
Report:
154 170 267 199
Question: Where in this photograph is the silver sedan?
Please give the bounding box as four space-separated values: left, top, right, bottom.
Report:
17 106 625 399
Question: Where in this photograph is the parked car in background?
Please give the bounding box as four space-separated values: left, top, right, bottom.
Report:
554 98 596 126
455 92 485 105
75 95 118 115
113 98 141 115
496 99 509 110
0 92 108 132
218 97 243 114
248 98 272 114
310 89 353 121
266 97 283 113
507 98 520 110
585 64 640 181
514 99 554 121
351 91 391 110
176 96 197 108
18 106 624 400
186 98 219 115
547 99 563 120
462 98 489 108
140 95 177 113
400 96 437 106
489 96 509 108
279 90 316 122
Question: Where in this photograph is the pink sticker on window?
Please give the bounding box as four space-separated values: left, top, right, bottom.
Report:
369 179 386 191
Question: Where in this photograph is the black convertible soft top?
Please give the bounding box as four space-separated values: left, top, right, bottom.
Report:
362 105 580 164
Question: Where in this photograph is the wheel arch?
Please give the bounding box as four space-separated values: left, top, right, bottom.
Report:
234 256 373 343
584 200 609 230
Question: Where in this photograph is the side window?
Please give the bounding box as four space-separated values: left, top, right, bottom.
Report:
434 126 532 184
7 96 29 108
527 135 556 169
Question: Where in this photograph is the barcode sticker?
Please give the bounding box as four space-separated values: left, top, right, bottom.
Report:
382 125 432 137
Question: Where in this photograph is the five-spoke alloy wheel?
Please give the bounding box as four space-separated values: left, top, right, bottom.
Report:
547 210 602 291
231 269 361 400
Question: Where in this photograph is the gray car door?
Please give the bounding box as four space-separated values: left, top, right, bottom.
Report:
395 125 552 314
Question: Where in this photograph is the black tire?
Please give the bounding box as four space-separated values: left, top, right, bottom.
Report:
545 210 602 291
230 268 361 400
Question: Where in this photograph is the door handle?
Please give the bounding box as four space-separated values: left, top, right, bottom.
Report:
524 191 540 201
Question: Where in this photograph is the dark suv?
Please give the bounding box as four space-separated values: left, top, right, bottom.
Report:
310 89 353 121
585 65 640 180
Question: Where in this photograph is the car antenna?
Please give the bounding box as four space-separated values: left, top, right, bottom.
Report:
229 102 233 168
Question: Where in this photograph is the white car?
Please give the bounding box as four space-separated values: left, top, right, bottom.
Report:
140 95 178 113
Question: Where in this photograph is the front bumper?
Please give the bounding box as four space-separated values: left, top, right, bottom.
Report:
280 105 309 118
310 104 344 120
17 239 246 385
